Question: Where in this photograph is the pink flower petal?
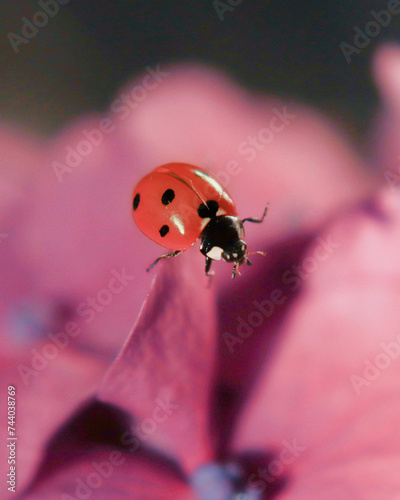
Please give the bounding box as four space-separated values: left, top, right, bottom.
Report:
0 348 105 499
373 43 400 110
21 448 194 500
0 122 46 186
0 125 48 353
370 44 400 177
98 251 217 474
18 117 142 356
231 188 400 497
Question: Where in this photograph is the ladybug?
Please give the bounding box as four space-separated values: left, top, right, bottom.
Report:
132 163 268 278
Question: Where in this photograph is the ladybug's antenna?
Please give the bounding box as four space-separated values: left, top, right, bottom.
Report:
186 177 209 206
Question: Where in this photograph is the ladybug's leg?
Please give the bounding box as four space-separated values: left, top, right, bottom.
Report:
147 250 183 272
231 262 241 279
242 204 269 224
205 256 213 276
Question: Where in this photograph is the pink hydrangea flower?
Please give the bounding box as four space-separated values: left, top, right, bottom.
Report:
1 45 399 499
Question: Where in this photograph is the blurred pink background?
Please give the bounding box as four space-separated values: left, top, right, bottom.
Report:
2 2 400 498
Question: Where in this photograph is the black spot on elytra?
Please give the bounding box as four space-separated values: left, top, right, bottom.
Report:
159 225 169 237
198 200 219 219
133 193 140 211
161 189 175 205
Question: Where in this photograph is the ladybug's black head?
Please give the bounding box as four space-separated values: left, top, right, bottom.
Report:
200 212 267 278
221 240 247 265
200 215 247 265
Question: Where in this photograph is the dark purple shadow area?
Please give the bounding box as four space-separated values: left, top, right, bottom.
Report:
212 231 317 456
20 398 186 498
360 195 391 223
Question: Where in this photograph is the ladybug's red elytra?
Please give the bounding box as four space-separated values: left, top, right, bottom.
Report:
132 163 268 278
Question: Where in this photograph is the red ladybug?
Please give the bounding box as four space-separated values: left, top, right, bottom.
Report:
132 163 268 278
